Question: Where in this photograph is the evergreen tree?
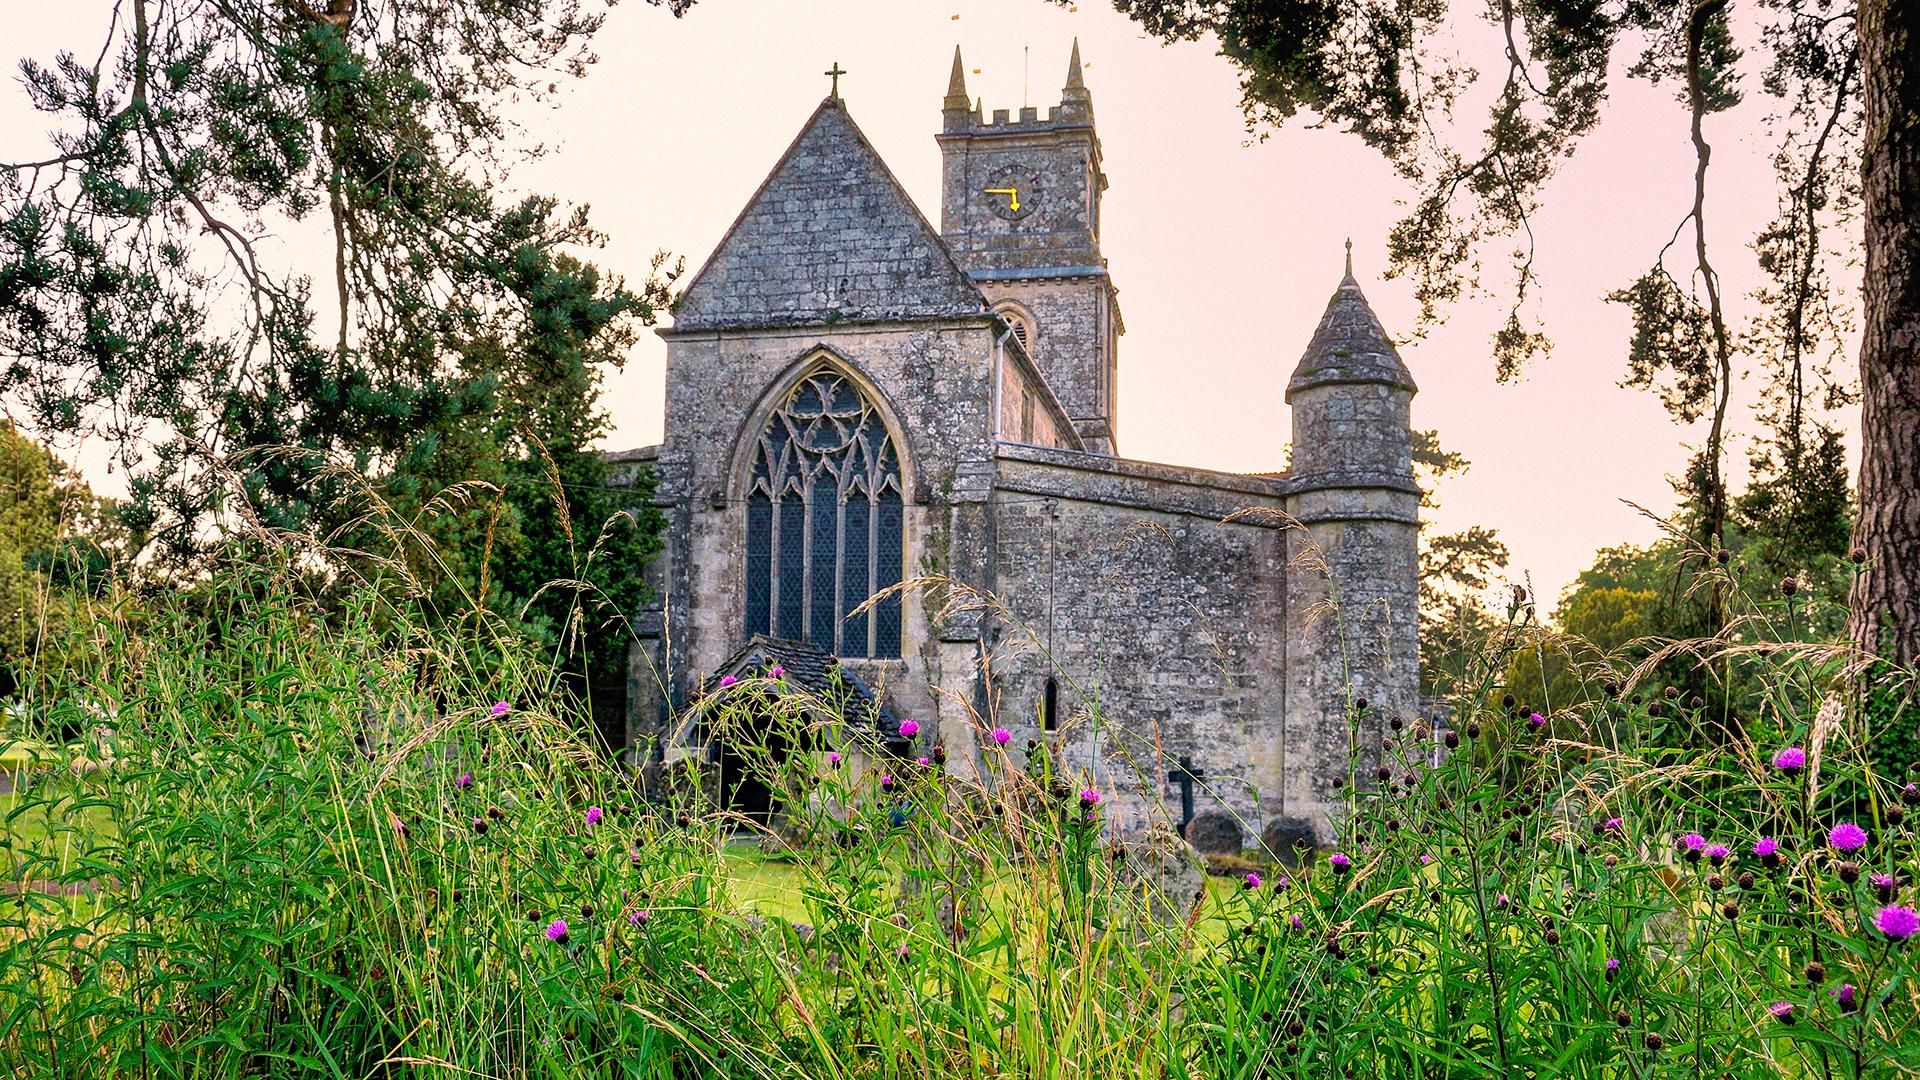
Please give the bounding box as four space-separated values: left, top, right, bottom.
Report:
0 0 685 555
0 2 687 742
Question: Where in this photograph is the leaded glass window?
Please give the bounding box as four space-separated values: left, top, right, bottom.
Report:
743 368 904 658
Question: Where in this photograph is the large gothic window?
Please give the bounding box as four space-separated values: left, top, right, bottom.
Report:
743 368 904 658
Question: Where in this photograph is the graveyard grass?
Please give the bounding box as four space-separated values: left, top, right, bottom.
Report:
2 547 1918 1078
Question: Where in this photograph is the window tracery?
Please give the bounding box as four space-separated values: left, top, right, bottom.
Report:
743 367 903 658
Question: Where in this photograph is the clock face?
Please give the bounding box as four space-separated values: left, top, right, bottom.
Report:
981 163 1042 222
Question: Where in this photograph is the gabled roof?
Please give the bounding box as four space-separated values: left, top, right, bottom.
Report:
1286 258 1417 402
702 635 907 745
671 97 987 332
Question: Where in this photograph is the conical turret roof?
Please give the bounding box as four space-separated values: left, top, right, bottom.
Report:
1285 247 1416 402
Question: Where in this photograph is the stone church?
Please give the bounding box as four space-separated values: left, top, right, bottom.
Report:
614 44 1421 844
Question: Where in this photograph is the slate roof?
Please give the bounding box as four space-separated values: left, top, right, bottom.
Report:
703 635 908 747
1286 262 1418 403
670 97 988 332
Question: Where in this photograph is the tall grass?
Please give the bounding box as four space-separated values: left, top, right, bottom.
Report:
3 545 1918 1077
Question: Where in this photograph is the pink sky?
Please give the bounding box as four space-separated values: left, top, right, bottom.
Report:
2 0 1860 605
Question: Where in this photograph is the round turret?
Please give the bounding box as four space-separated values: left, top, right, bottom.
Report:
1279 246 1421 842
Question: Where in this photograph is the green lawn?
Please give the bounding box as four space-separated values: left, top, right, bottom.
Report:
0 738 56 772
1 786 116 879
718 842 1246 938
1 802 1250 942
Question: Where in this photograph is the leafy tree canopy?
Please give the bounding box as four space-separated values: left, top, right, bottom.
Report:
0 0 688 557
1098 0 1860 606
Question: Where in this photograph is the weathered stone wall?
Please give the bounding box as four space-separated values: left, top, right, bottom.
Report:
984 445 1290 836
978 275 1119 451
995 338 1075 449
1281 380 1420 840
937 67 1119 454
937 119 1102 271
648 319 1006 754
1289 383 1416 481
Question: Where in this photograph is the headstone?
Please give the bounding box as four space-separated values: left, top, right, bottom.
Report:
1182 811 1244 855
1261 816 1319 865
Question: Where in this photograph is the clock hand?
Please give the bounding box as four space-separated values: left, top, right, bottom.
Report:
983 186 1021 211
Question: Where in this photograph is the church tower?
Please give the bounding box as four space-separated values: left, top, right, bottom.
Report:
1280 246 1421 837
937 42 1122 453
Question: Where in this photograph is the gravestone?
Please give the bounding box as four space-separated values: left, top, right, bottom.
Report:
1261 816 1319 865
1182 811 1244 854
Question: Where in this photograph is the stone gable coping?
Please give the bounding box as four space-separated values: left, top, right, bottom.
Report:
672 97 986 332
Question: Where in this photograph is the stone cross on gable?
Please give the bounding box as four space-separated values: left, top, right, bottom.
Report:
825 62 847 98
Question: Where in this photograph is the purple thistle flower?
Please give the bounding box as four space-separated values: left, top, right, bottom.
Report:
630 909 650 927
879 774 895 790
1290 914 1304 931
1273 876 1289 891
1832 983 1857 1011
1527 712 1546 730
1876 905 1919 941
1328 853 1352 873
1829 822 1868 853
1602 816 1624 833
1873 873 1899 902
489 700 511 718
586 806 603 826
1605 957 1620 980
1677 832 1707 853
769 665 784 678
1772 746 1807 772
471 816 488 834
827 751 842 766
917 756 930 766
1496 893 1511 910
1753 837 1779 858
1420 853 1434 865
719 674 736 688
898 719 919 737
897 943 910 959
546 919 569 943
1706 844 1729 865
454 772 473 790
1769 1001 1795 1024
1080 788 1101 807
1244 872 1262 890
990 727 1011 746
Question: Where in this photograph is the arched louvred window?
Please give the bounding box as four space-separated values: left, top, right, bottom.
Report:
996 306 1034 354
743 367 904 658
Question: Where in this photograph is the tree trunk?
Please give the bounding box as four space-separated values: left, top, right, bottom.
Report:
1850 0 1920 665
